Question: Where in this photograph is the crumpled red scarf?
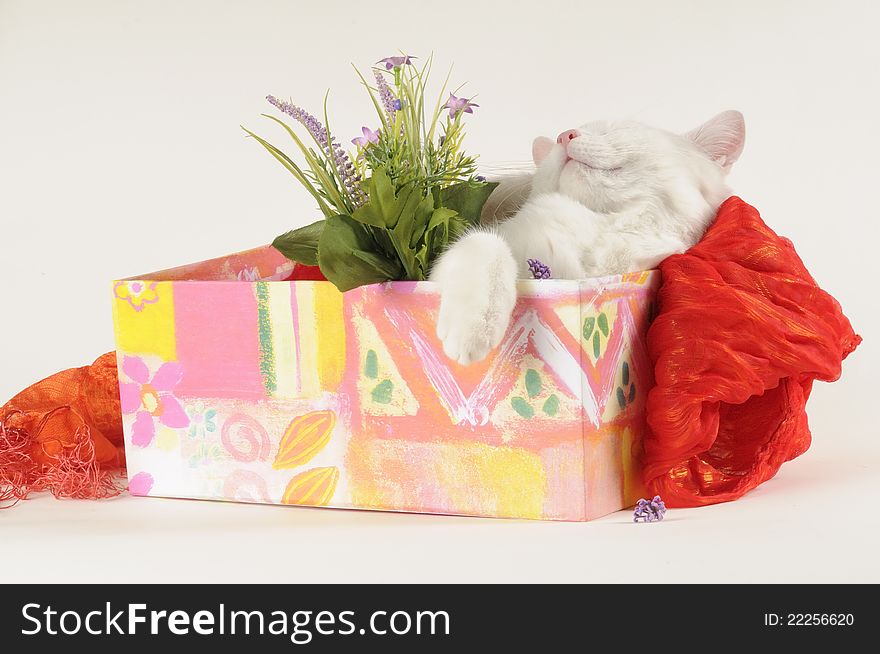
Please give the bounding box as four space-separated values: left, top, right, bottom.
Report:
643 196 861 506
0 352 126 507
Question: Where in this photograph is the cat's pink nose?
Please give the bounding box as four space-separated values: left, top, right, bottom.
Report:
556 129 579 145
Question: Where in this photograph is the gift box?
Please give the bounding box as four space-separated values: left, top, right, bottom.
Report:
111 245 659 521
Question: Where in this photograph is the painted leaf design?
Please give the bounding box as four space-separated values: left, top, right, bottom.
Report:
542 394 559 416
511 396 535 418
281 466 339 506
597 312 609 336
371 379 394 404
622 360 630 386
582 316 595 340
592 331 601 358
525 368 542 398
273 410 336 469
364 349 379 379
629 383 636 403
616 387 627 409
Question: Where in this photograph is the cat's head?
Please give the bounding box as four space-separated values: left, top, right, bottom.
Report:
530 110 745 219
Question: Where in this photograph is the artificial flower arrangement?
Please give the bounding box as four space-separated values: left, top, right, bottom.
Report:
244 54 496 292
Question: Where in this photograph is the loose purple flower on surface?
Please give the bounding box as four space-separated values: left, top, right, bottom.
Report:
527 258 551 280
443 93 479 118
633 495 667 523
352 126 381 147
377 55 415 70
266 95 366 207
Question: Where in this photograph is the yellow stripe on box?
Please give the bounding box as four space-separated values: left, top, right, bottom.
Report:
295 283 346 396
112 281 176 360
313 283 346 391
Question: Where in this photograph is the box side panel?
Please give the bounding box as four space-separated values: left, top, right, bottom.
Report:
113 278 348 502
580 271 659 520
340 280 588 520
113 267 658 521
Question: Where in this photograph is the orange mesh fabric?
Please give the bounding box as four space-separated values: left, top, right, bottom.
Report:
643 197 861 507
0 352 125 506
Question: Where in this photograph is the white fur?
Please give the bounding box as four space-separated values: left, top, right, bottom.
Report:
430 110 746 364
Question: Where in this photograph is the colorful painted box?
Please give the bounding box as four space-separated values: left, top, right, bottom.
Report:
112 245 659 521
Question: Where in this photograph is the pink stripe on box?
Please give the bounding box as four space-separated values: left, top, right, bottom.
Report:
173 282 267 399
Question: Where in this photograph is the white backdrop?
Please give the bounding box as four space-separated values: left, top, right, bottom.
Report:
1 0 878 583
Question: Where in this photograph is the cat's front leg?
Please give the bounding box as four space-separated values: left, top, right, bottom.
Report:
430 230 518 365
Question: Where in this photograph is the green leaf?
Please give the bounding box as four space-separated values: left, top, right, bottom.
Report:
427 207 458 233
317 214 402 292
241 127 333 218
414 244 430 274
352 167 423 229
391 193 435 278
365 350 379 379
622 360 630 386
511 396 535 419
542 394 559 417
351 249 403 277
629 383 636 403
439 181 499 226
592 331 601 359
525 369 542 399
616 387 627 410
424 207 456 256
272 220 325 266
258 115 348 214
598 312 609 337
371 379 394 404
402 194 438 249
583 316 595 340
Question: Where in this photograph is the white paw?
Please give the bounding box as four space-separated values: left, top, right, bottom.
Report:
430 231 518 366
437 301 510 365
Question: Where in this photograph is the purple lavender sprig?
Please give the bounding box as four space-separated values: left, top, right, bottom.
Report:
374 70 399 125
266 95 366 208
633 495 667 523
527 258 551 280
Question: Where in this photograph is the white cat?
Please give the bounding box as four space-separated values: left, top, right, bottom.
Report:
430 110 745 365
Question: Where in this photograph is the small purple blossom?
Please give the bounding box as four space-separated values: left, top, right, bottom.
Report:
374 70 399 124
527 258 551 280
267 94 366 207
475 175 486 182
392 98 402 111
376 55 415 70
633 495 667 523
443 94 479 118
351 126 380 147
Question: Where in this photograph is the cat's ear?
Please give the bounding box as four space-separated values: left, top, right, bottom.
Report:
532 136 554 165
685 110 745 170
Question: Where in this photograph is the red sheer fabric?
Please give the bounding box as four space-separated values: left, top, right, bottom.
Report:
0 352 125 507
643 197 861 506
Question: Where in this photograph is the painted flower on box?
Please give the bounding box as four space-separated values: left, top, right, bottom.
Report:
114 281 159 312
188 442 224 468
128 471 154 496
237 266 261 281
119 356 189 447
186 403 217 440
